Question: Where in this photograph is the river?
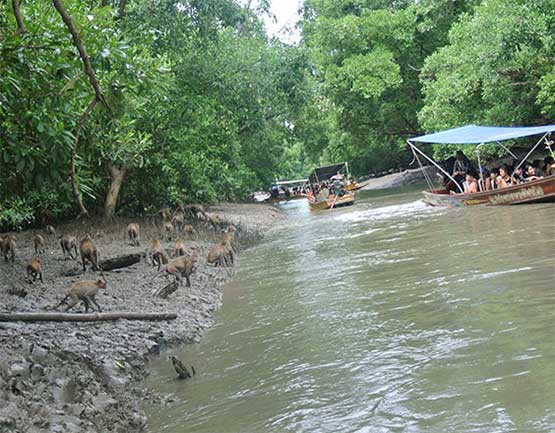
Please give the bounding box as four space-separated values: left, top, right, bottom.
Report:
145 187 555 433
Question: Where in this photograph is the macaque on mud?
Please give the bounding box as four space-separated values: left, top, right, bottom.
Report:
60 235 78 260
173 240 187 257
207 240 233 267
26 256 43 283
34 234 46 254
54 277 107 313
163 221 174 240
127 223 140 246
155 255 197 287
171 210 185 232
183 224 196 238
79 234 99 271
159 207 172 221
152 244 170 271
2 235 16 262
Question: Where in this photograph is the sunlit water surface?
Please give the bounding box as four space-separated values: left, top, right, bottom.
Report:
145 188 555 433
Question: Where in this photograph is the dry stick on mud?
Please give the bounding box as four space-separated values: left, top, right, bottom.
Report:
12 0 26 34
0 312 177 322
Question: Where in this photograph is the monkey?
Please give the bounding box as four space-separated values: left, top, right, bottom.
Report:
60 235 78 260
183 224 196 238
127 223 140 246
79 234 99 271
152 248 170 271
163 221 174 240
54 277 107 313
159 207 172 221
154 255 197 287
207 240 233 267
173 240 187 258
171 210 185 232
46 225 56 236
33 234 46 254
26 257 43 283
2 235 16 262
170 355 196 380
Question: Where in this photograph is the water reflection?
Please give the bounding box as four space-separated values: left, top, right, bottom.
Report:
146 189 555 433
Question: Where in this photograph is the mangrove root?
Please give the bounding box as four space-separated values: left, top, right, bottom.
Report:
153 281 178 299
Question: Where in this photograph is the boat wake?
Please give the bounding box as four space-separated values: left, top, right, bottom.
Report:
333 200 443 224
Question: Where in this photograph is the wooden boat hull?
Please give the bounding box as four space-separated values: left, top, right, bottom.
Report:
422 175 555 207
309 193 355 210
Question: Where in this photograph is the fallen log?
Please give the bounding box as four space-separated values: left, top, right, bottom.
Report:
153 281 178 299
0 312 177 323
100 254 141 271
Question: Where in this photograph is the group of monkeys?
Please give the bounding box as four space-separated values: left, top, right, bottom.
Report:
0 211 238 314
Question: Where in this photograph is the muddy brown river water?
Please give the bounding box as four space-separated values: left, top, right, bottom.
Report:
145 187 555 433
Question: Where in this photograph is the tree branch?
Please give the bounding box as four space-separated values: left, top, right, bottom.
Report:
52 0 109 111
69 98 98 219
12 0 26 35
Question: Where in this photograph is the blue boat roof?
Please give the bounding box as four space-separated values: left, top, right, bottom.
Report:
410 124 555 144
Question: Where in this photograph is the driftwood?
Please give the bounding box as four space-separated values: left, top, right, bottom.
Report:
100 253 141 271
153 281 178 299
0 312 177 323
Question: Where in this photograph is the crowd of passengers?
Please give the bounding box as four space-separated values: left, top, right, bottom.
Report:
307 174 358 202
445 150 555 194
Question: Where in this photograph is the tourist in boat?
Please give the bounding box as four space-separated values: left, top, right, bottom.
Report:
489 168 499 190
463 174 478 193
511 166 526 184
316 184 330 202
496 165 512 188
452 150 469 186
532 159 545 177
524 163 542 181
544 156 555 176
477 168 490 192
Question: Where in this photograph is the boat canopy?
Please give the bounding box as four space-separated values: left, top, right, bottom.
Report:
410 124 555 144
308 163 348 184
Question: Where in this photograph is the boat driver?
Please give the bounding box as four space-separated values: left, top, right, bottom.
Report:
452 150 469 187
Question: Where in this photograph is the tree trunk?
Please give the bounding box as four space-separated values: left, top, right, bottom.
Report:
104 162 126 220
0 312 177 322
69 98 97 219
52 0 108 110
12 0 26 34
117 0 127 19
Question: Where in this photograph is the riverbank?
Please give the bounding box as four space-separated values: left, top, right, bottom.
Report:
0 203 284 433
360 166 436 191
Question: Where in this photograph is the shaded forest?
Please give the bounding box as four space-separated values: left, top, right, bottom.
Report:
1 0 554 228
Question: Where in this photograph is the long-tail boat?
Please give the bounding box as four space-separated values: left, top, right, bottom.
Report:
407 125 555 207
307 163 356 210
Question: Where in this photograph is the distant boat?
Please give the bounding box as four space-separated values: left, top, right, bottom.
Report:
407 124 555 206
307 162 356 211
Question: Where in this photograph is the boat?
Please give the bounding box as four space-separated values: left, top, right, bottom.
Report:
267 179 308 203
407 124 555 206
307 162 356 210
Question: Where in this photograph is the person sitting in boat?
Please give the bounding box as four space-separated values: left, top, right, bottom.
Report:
332 178 345 196
462 173 478 193
452 150 470 187
489 168 499 190
316 184 330 202
477 168 490 192
524 163 542 181
496 165 512 188
511 166 526 184
544 156 555 176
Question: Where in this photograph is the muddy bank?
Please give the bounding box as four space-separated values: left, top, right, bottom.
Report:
360 166 435 191
0 203 284 433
